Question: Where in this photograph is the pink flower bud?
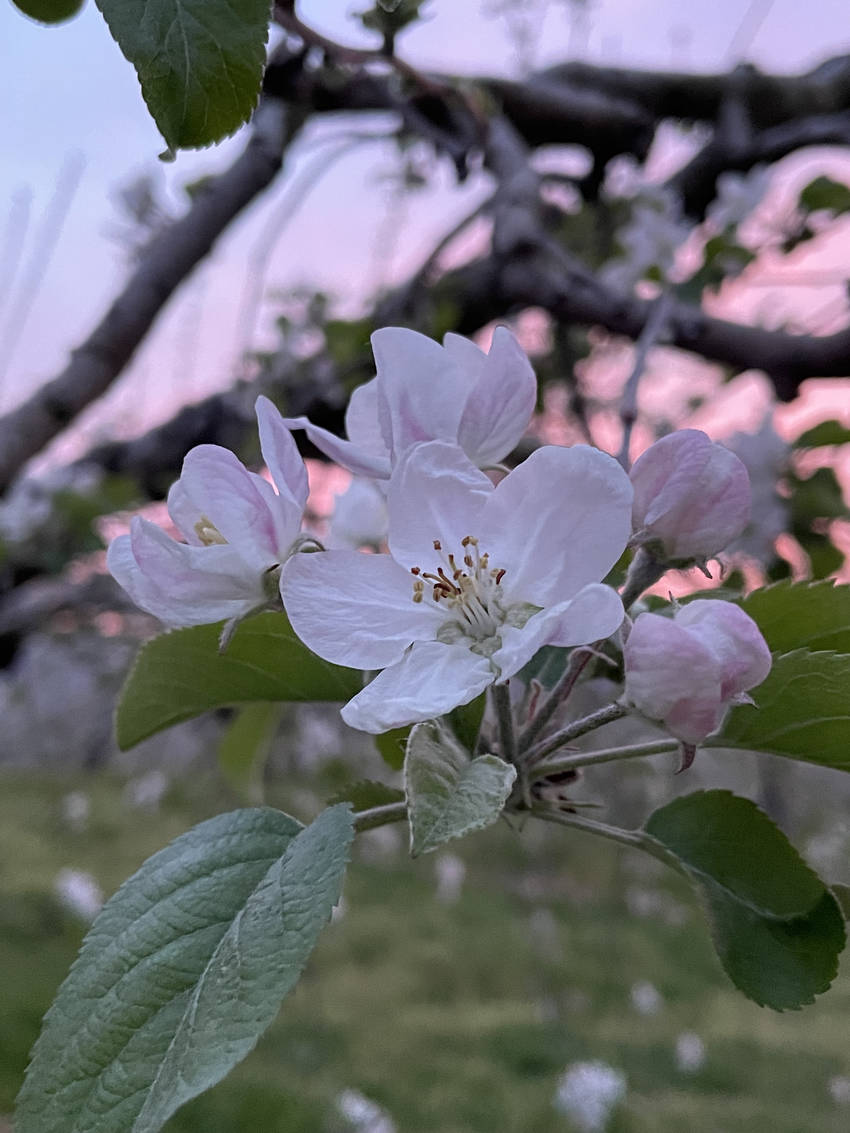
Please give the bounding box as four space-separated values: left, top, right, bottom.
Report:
624 600 772 745
630 429 751 562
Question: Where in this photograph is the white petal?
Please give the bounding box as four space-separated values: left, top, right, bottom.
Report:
329 478 388 549
371 327 464 458
480 445 633 606
166 479 203 544
179 445 279 569
456 326 536 467
344 379 391 461
108 522 261 626
493 584 624 679
281 549 442 669
387 441 493 571
255 396 309 508
341 640 493 733
280 415 391 479
442 332 487 391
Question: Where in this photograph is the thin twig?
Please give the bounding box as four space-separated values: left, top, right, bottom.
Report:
530 737 679 779
616 288 673 470
518 646 593 752
492 682 518 765
352 801 408 833
532 806 685 873
525 702 629 766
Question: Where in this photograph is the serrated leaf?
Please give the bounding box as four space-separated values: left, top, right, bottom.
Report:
645 791 826 918
94 0 272 150
12 0 85 23
714 650 850 771
794 419 850 448
831 883 850 920
116 612 361 750
218 703 282 801
405 721 516 856
328 780 405 811
740 581 850 654
700 884 844 1010
645 790 845 1009
16 805 353 1133
374 726 410 771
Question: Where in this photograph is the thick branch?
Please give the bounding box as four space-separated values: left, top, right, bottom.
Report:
0 98 305 493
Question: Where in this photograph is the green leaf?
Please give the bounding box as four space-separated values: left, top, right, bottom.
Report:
116 613 361 750
16 805 353 1133
374 726 411 771
645 791 845 1009
405 721 516 856
715 650 850 771
448 692 487 752
218 703 282 801
328 780 405 811
794 419 850 448
645 791 825 918
11 0 85 23
93 0 272 150
739 580 850 654
701 884 844 1010
799 175 850 216
789 467 848 521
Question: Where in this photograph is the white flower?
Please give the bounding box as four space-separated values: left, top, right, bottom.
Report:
282 441 631 733
624 600 772 744
282 326 536 478
707 166 770 230
329 477 388 549
108 397 308 627
554 1061 627 1132
54 869 104 922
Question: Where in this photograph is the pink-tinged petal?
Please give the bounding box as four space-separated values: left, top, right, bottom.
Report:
255 396 309 509
624 611 722 721
665 696 728 745
280 415 391 480
675 600 772 698
108 522 262 626
344 379 391 461
456 326 537 467
341 640 493 733
166 479 203 544
441 333 487 392
371 327 464 457
179 445 278 570
387 441 493 571
281 549 442 670
493 584 624 679
481 445 633 607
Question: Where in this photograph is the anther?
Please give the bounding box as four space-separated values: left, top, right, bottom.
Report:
433 539 442 551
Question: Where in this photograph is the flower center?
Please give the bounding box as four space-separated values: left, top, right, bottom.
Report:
194 516 227 546
411 536 508 644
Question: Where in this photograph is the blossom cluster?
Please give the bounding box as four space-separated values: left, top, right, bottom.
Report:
109 326 771 747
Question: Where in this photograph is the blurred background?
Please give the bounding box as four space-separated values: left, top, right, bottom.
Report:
2 1 850 1129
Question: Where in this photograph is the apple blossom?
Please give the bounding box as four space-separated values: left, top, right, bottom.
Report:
329 477 388 549
282 326 536 478
630 429 750 563
107 396 309 628
623 600 772 745
281 440 632 733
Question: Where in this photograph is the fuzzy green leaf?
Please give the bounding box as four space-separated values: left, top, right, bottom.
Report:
740 581 850 654
116 613 361 750
714 650 850 771
94 0 272 150
16 805 353 1132
11 0 85 23
405 721 516 856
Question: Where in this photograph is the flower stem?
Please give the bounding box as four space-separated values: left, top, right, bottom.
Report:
352 801 408 833
620 546 667 610
518 646 593 752
525 702 629 766
492 682 518 765
530 737 679 780
532 806 684 874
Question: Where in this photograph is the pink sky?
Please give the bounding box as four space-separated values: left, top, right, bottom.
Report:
1 0 850 470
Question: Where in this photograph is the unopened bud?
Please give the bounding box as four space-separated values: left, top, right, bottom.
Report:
623 600 771 746
630 430 750 563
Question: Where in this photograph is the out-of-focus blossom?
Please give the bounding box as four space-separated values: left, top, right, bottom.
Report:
54 869 104 922
329 477 388 549
601 185 692 292
726 414 790 563
108 397 308 627
624 600 772 744
630 980 663 1016
630 429 751 563
336 1089 397 1133
282 326 536 478
707 166 770 231
675 1032 707 1074
282 441 631 733
554 1061 627 1132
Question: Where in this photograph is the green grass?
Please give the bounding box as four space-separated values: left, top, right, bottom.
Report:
2 769 850 1132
